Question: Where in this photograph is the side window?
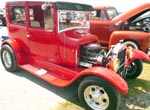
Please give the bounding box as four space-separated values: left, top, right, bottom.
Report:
91 10 106 20
29 5 54 31
99 11 106 20
91 11 99 20
29 6 44 28
107 8 118 19
44 6 54 31
9 6 26 25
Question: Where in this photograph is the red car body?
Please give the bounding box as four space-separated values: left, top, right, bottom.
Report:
2 1 128 93
1 1 150 109
90 4 150 55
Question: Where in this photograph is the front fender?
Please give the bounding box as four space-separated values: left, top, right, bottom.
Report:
109 31 150 49
77 67 128 94
127 49 149 65
132 49 149 61
2 39 26 65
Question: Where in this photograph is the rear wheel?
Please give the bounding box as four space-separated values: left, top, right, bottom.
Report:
0 18 6 26
126 59 143 79
78 76 120 110
1 45 18 72
0 18 2 25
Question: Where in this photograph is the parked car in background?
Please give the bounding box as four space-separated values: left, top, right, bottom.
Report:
90 3 150 56
0 8 6 26
91 6 119 21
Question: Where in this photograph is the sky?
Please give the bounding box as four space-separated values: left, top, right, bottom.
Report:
0 0 150 12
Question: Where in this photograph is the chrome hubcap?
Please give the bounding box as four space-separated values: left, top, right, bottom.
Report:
84 85 109 110
2 50 12 68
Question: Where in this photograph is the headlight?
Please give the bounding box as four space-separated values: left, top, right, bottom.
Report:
126 47 134 59
109 58 120 72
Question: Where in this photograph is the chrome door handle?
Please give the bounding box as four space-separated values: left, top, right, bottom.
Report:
26 33 30 37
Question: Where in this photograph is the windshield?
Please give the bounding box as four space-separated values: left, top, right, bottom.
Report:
131 10 150 23
137 11 150 22
58 10 90 32
107 8 118 19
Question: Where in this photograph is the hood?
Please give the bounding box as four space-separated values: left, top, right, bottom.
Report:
58 28 99 46
111 3 150 25
62 28 98 42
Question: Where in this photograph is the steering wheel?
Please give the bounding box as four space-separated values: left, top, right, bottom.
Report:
141 23 150 32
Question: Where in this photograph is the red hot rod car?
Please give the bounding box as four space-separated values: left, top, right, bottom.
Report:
90 3 150 56
1 1 149 110
0 1 129 110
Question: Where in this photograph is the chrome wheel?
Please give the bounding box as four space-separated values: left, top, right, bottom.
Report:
84 85 109 110
78 76 120 110
2 50 12 68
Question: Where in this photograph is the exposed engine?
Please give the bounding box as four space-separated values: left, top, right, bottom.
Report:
79 41 132 78
79 43 107 67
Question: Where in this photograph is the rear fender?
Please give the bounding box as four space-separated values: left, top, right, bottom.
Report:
127 49 149 65
2 39 26 65
77 67 128 94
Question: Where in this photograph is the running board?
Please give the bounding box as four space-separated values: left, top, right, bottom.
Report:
19 64 72 87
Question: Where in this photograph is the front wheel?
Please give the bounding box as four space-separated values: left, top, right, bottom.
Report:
78 76 120 110
126 59 143 79
123 40 140 49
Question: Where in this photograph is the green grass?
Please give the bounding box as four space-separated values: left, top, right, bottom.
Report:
53 63 150 110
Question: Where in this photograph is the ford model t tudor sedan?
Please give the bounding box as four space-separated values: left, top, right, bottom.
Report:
0 1 129 110
0 1 131 110
1 1 150 110
90 3 150 56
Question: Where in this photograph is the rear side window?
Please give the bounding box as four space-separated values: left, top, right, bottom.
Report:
9 5 26 25
29 4 54 31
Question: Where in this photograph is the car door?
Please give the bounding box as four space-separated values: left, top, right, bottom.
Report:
7 4 30 54
27 3 57 64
